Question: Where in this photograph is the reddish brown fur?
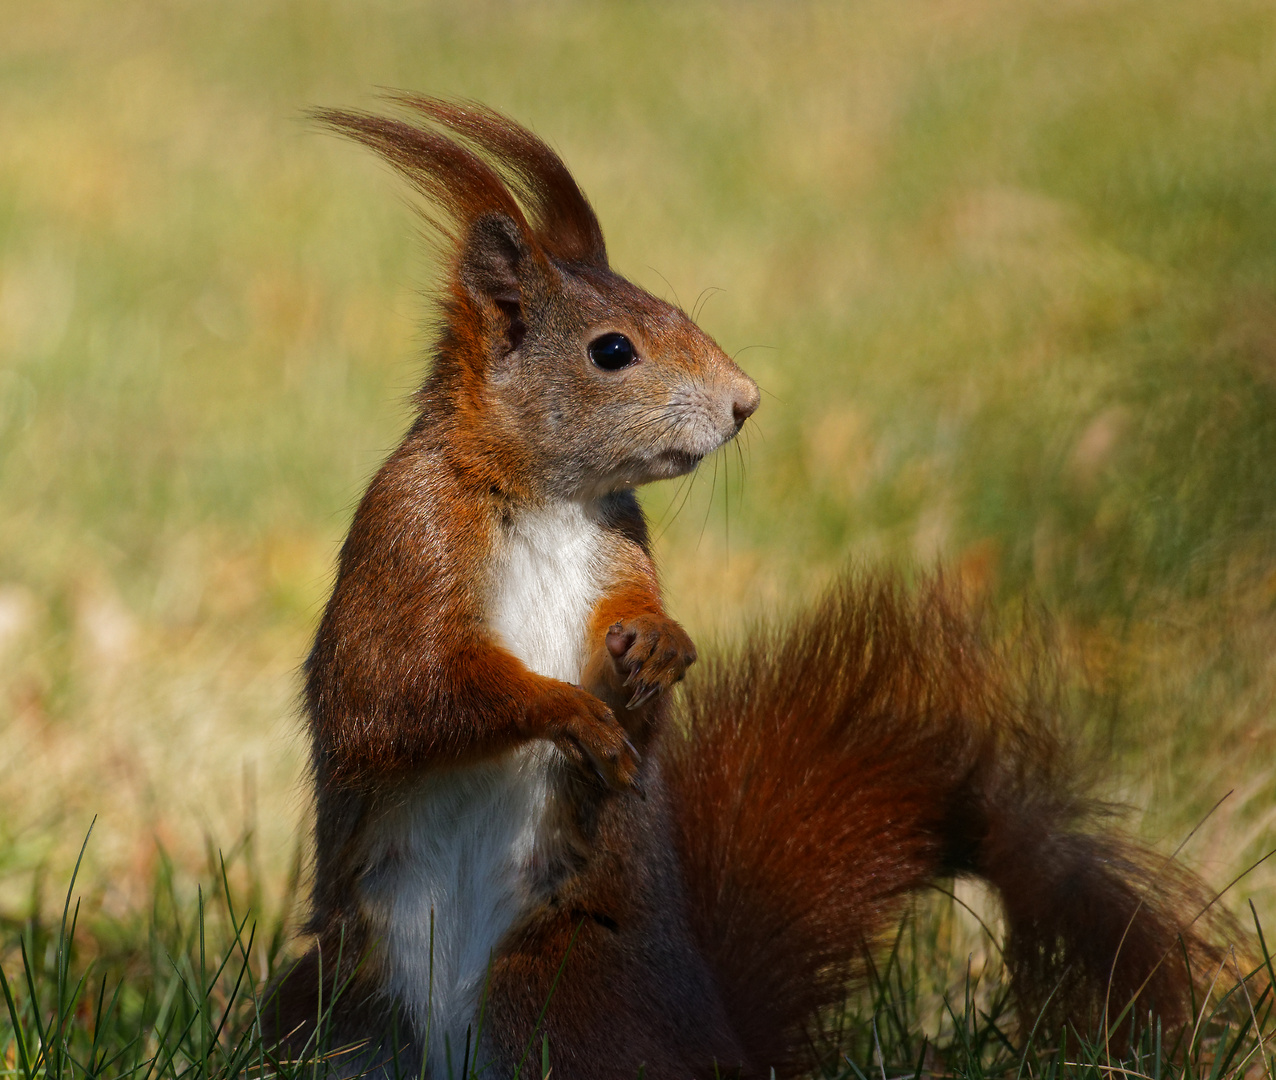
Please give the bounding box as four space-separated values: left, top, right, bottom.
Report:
667 574 1235 1073
388 94 609 266
269 98 1241 1079
315 105 532 246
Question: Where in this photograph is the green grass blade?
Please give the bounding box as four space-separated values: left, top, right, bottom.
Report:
0 960 36 1080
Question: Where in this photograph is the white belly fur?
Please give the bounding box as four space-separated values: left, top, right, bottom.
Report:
371 500 605 1075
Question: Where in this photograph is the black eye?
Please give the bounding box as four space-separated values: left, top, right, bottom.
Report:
588 332 637 371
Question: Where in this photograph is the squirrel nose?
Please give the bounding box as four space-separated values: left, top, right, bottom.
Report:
732 381 761 430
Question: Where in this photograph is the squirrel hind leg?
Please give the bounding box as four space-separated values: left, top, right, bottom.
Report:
263 948 420 1078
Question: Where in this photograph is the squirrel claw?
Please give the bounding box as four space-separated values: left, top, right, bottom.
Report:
602 614 695 711
627 684 661 711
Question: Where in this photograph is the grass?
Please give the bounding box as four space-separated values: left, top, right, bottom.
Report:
2 0 1275 1075
1 825 1272 1079
1 818 1273 1080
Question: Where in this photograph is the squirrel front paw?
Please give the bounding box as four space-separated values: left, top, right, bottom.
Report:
524 682 641 791
606 614 698 711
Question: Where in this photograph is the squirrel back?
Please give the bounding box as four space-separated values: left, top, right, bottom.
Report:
267 98 1243 1079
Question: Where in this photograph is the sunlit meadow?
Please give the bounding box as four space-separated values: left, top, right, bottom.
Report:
1 1 1274 1075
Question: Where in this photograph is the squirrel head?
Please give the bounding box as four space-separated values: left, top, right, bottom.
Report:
316 96 760 500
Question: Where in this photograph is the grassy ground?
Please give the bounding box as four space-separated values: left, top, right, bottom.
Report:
2 0 1275 1075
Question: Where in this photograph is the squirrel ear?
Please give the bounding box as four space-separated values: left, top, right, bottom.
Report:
458 213 534 309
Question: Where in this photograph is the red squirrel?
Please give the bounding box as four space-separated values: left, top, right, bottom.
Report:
268 96 1236 1079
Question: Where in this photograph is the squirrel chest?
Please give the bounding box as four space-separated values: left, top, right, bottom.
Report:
371 500 606 1074
488 500 606 682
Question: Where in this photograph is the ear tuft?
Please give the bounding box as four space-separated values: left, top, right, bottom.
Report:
311 106 534 249
315 97 608 268
385 94 608 267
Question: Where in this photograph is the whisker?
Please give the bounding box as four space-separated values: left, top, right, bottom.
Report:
731 343 777 360
724 444 730 561
652 470 695 534
691 286 723 324
647 266 683 312
734 437 747 512
655 463 701 543
698 451 720 551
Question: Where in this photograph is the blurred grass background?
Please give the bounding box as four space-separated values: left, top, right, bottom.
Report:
1 0 1274 938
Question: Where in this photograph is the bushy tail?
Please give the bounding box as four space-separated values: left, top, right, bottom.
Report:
663 572 1237 1076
